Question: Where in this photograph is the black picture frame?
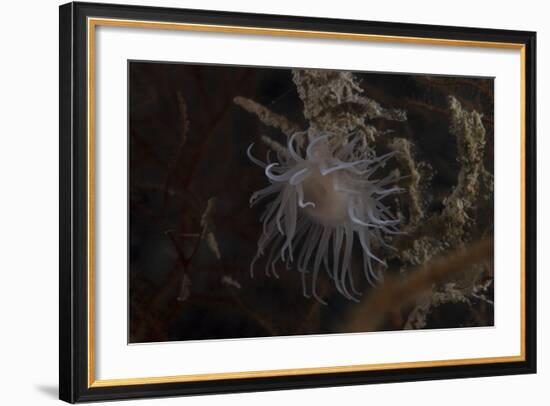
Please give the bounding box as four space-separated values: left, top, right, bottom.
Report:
59 1 537 403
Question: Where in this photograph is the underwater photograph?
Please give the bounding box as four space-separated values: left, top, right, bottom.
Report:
128 61 494 343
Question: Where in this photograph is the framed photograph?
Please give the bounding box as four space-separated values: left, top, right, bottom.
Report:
59 1 536 403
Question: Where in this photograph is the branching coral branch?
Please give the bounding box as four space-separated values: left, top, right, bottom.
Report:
260 134 288 159
394 96 491 266
200 197 221 260
439 96 488 247
162 92 190 210
390 137 425 227
292 69 406 146
233 96 301 137
345 239 493 332
389 97 494 326
405 98 494 129
403 262 493 329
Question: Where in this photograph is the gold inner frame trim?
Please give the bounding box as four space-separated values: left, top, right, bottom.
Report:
87 17 527 388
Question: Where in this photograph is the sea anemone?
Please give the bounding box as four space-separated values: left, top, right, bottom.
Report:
248 131 402 304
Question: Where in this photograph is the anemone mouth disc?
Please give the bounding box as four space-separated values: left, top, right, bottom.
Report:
301 170 352 227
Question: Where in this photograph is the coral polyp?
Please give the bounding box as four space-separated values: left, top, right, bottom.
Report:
248 131 402 303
